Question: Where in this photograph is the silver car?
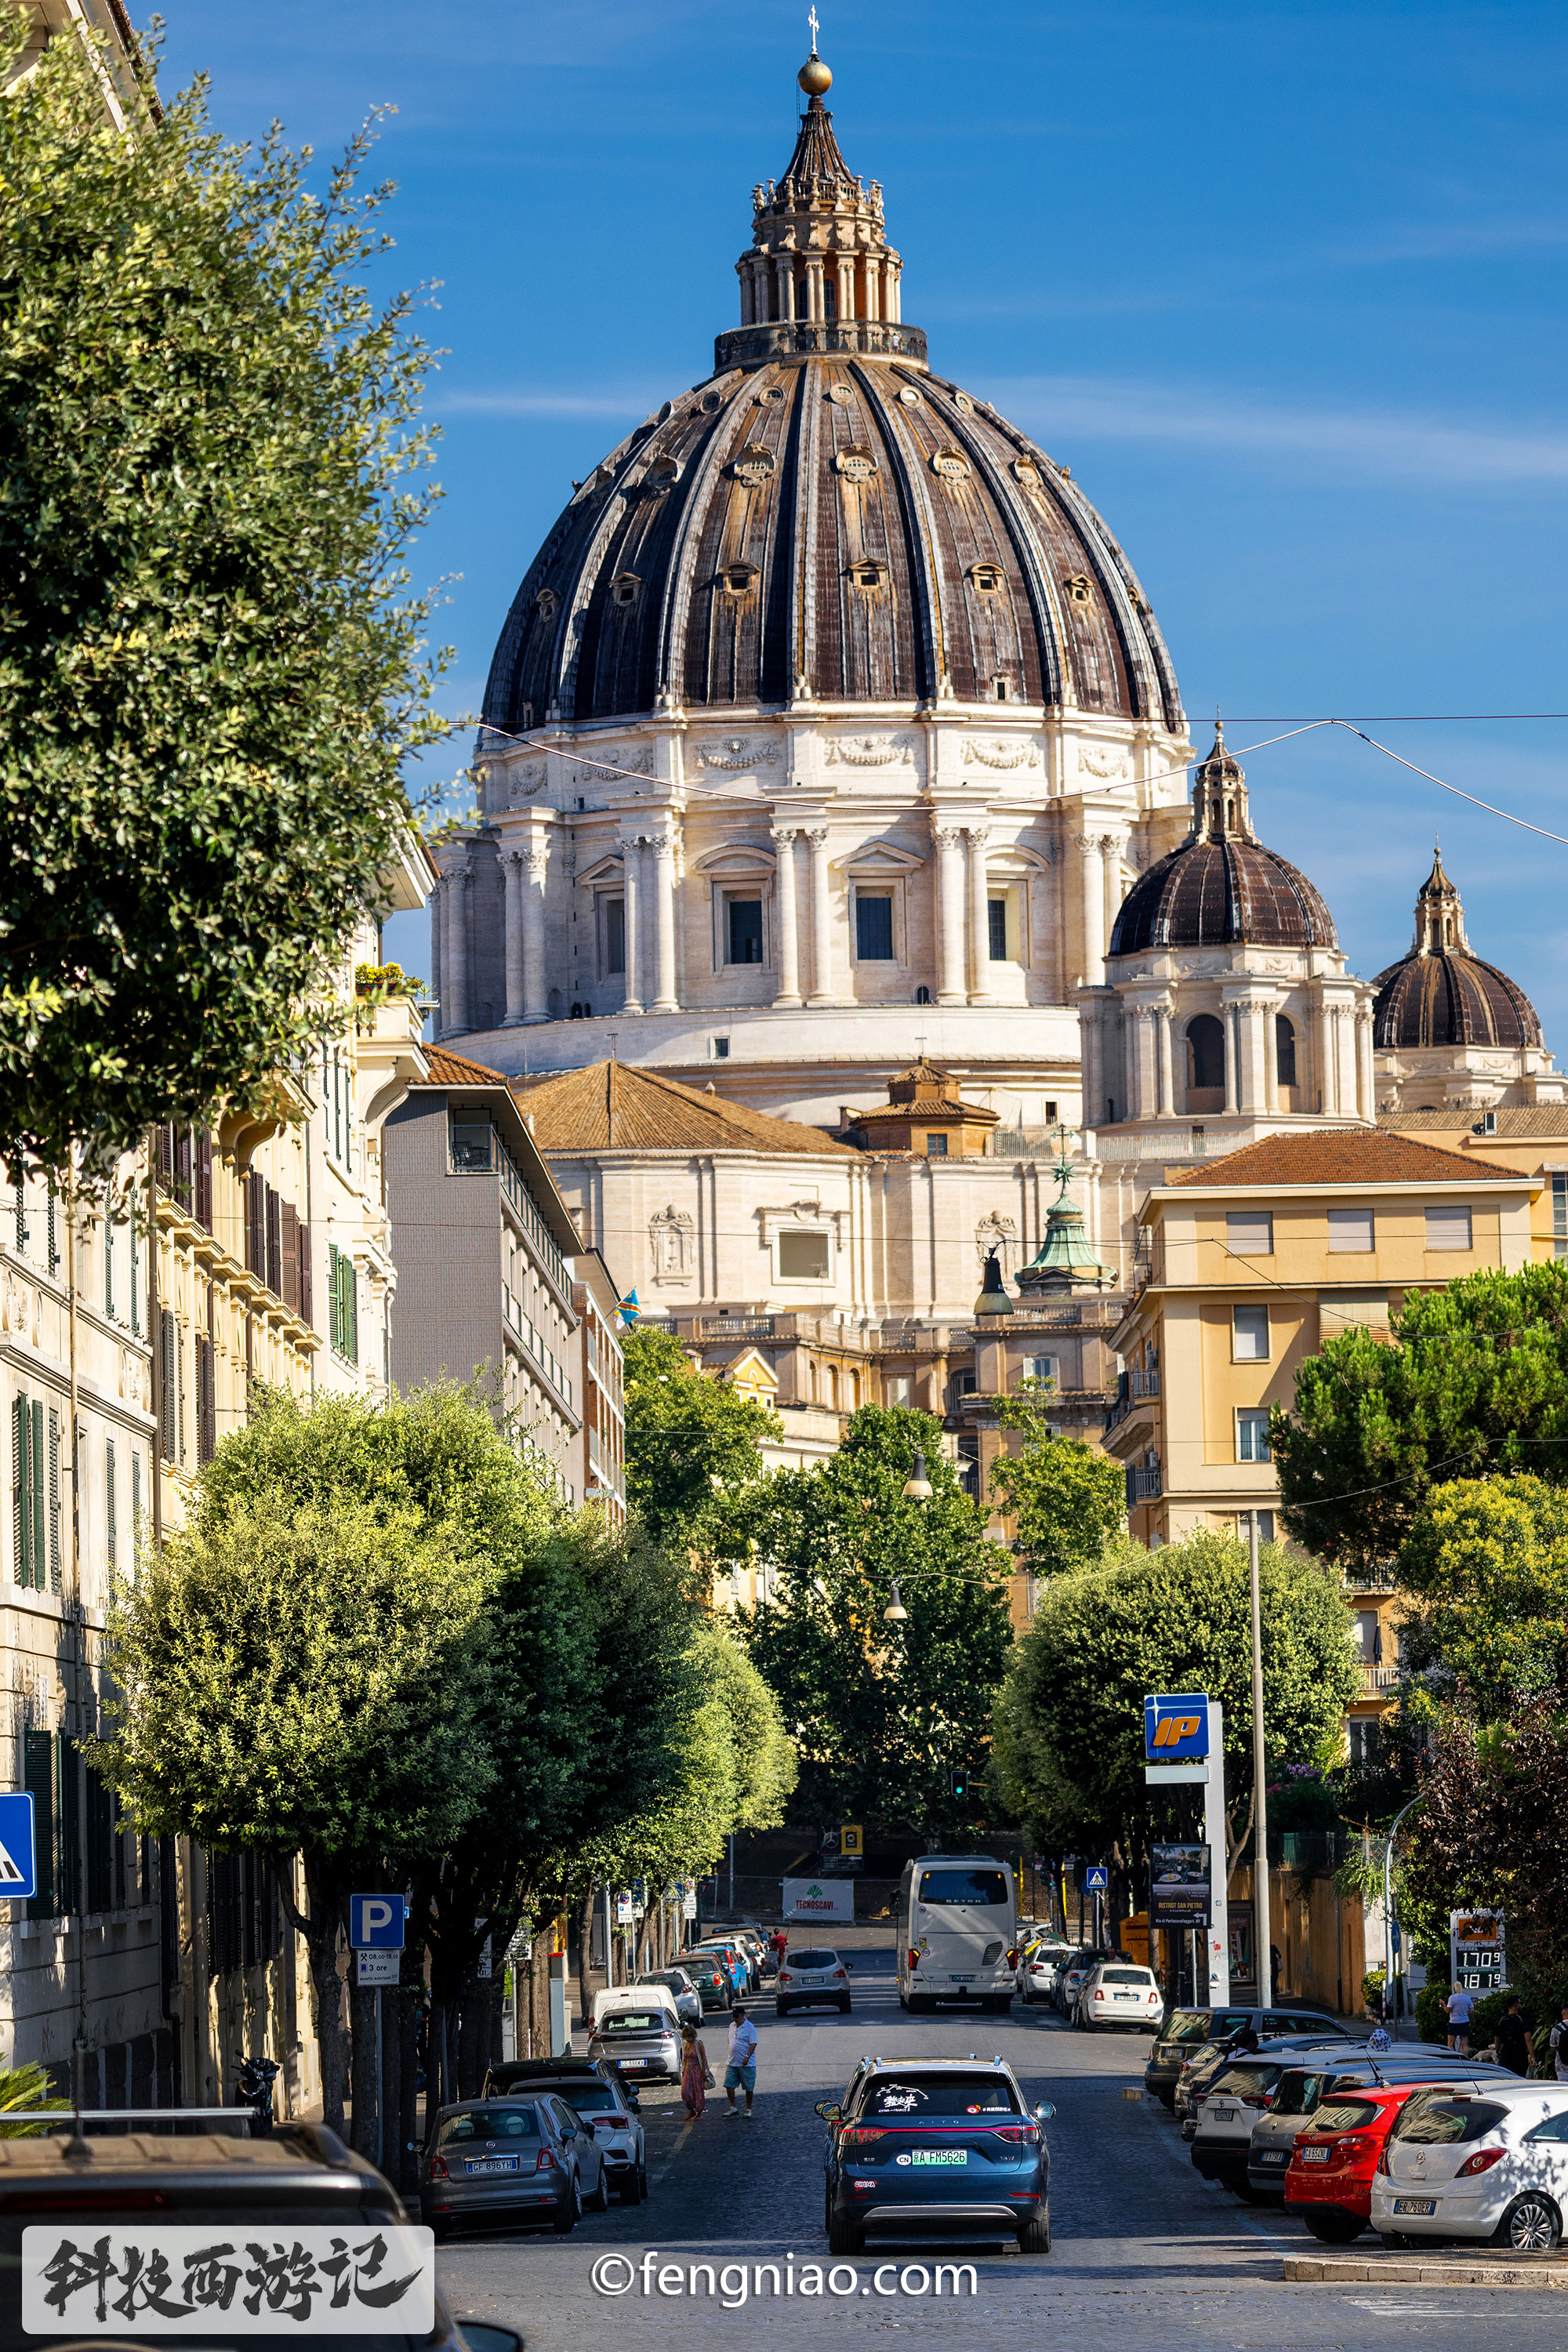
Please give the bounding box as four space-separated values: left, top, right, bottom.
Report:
637 1967 703 2029
587 1998 683 2082
420 2096 606 2238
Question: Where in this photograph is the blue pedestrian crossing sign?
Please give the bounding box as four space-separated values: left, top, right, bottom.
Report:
0 1793 38 1900
1083 1865 1109 1893
350 1894 405 1949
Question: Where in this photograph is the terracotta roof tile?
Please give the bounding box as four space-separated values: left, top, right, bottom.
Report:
1381 1107 1568 1138
507 1062 857 1158
1165 1128 1525 1189
419 1046 513 1087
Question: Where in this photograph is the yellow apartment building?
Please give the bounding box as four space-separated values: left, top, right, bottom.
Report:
1102 1127 1538 1754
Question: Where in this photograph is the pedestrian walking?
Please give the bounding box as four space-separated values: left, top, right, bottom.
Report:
1443 1985 1474 2052
769 1926 789 1972
1549 2004 1568 2082
1495 1996 1534 2078
724 2002 758 2118
679 2023 710 2118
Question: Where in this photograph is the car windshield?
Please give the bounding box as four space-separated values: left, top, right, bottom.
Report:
597 2010 666 2034
917 1869 1008 1906
862 2074 1021 2118
440 2107 541 2143
1272 2071 1330 2117
1312 2099 1381 2133
1163 2009 1214 2043
1396 2096 1511 2145
552 2085 622 2115
1209 2064 1280 2097
787 1951 837 1970
1100 1968 1153 1985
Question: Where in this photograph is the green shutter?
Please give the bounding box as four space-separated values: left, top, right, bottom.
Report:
106 1439 117 1573
12 1395 27 1585
30 1399 44 1590
56 1729 79 1918
129 1208 140 1334
47 1410 61 1592
130 1452 142 1570
24 1728 54 1919
346 1258 358 1365
103 1220 115 1320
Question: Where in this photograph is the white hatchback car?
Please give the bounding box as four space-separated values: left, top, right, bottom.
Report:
1372 2082 1568 2252
1077 1962 1163 2032
1018 1942 1073 2005
776 1947 853 2017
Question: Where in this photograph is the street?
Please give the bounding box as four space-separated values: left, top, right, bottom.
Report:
435 1936 1567 2349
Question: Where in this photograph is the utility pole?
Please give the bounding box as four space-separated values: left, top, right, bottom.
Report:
1384 1796 1421 2041
1248 1512 1272 2006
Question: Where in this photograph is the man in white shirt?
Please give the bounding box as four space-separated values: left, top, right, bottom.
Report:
1444 1986 1474 2052
724 2003 759 2118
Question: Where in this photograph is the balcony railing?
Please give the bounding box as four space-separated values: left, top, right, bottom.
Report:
1126 1462 1163 1504
695 1316 775 1340
1105 1366 1160 1433
1359 1663 1400 1695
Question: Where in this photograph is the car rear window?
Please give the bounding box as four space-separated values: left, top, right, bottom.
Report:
917 1869 1009 1907
440 2107 541 2143
552 2085 621 2114
1312 2099 1381 2132
861 2074 1020 2118
1395 2096 1512 2145
1101 1968 1154 1985
1271 2071 1330 2117
1210 2064 1280 2097
787 1951 837 1970
597 2009 666 2034
1163 2009 1214 2043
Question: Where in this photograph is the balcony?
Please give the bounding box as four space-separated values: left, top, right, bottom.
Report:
1359 1664 1400 1697
695 1315 775 1340
1105 1365 1160 1435
1126 1461 1163 1504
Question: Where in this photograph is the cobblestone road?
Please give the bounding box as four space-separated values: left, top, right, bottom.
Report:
437 1940 1566 2350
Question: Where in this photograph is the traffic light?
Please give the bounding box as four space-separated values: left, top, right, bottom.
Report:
950 1766 970 1800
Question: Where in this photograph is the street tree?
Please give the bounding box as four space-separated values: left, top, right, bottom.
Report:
1272 1262 1568 1576
990 1529 1359 1870
744 1405 1014 1835
622 1323 780 1552
0 18 450 1168
1398 1475 1568 1725
989 1379 1127 1581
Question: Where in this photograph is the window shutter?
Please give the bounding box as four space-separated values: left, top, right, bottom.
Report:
297 1223 312 1327
195 1131 213 1232
56 1728 79 1919
265 1186 281 1295
159 1310 177 1464
347 1258 358 1364
24 1727 55 1919
106 1439 117 1573
327 1244 339 1352
245 1172 266 1276
281 1203 300 1313
45 1182 58 1276
104 1221 115 1321
131 1453 142 1565
195 1338 216 1465
154 1124 175 1191
1225 1209 1273 1258
175 1127 194 1212
129 1208 141 1336
29 1399 44 1589
12 1395 27 1586
47 1410 61 1592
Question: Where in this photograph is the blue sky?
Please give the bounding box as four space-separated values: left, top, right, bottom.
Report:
161 2 1568 1029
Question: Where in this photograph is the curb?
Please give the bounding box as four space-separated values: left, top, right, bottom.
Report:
1284 2253 1568 2289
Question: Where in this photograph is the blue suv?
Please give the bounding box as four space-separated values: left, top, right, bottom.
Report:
818 2057 1054 2256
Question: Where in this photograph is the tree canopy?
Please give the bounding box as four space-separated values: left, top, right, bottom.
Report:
743 1405 1014 1835
990 1528 1359 1862
0 20 450 1166
621 1323 780 1552
1272 1262 1568 1575
1398 1475 1568 1724
988 1379 1127 1581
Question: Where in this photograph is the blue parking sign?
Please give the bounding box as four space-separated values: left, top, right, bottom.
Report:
350 1893 405 1949
0 1792 38 1900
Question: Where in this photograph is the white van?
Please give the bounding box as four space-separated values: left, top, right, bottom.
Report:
896 1854 1018 2014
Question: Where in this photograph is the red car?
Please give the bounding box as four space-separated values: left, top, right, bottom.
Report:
1286 2085 1421 2242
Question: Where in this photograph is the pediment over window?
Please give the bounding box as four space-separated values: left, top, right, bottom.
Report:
691 843 778 877
841 839 926 876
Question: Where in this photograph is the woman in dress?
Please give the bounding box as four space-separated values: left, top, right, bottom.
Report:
680 2021 709 2118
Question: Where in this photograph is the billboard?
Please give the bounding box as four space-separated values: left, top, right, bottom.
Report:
782 1876 855 1923
1449 1908 1506 1993
1144 1693 1210 1762
1150 1842 1212 1929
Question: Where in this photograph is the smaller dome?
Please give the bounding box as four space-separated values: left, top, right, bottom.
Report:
1372 846 1541 1050
1109 726 1338 956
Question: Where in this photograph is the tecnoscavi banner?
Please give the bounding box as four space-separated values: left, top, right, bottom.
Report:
782 1876 855 1922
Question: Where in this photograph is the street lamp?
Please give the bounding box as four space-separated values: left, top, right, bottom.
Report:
902 1450 933 1502
884 1581 909 1624
973 1248 1013 1318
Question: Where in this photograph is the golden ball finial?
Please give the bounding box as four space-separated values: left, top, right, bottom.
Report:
798 53 833 96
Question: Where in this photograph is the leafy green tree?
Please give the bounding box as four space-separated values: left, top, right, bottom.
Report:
1398 1475 1568 1722
744 1405 1014 1835
0 17 450 1167
622 1323 780 1551
1272 1262 1568 1576
989 1379 1127 1581
990 1529 1358 1867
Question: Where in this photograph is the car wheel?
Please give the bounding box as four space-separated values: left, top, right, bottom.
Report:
775 2002 790 2018
828 2212 864 2256
1304 2210 1365 2244
588 2161 611 2212
554 2172 583 2235
839 1998 851 2014
430 2218 450 2245
1158 2091 1175 2111
1496 2194 1562 2252
1378 2231 1411 2250
908 1994 931 2015
1231 2180 1265 2205
620 2161 644 2206
1017 2205 1051 2253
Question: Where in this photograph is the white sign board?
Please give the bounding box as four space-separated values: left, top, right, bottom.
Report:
782 1876 854 1924
683 1893 696 1920
356 1947 398 1986
615 1892 633 1924
23 2224 434 2334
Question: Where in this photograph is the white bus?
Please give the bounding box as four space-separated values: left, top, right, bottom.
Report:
896 1853 1018 2014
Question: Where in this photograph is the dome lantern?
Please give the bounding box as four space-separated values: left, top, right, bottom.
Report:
1372 849 1541 1053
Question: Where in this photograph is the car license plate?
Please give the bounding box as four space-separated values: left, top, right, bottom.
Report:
1301 2146 1330 2164
949 1973 976 1984
1114 1993 1135 2002
1394 2198 1436 2216
1211 2106 1236 2122
466 2158 519 2176
910 2151 967 2167
1259 2151 1287 2166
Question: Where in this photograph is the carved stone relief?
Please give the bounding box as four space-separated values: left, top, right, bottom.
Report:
975 1211 1018 1270
1078 744 1132 780
696 738 782 771
960 737 1041 771
649 1203 695 1282
824 735 916 768
507 760 547 804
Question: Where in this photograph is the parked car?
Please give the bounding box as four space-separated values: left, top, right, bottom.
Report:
422 2095 604 2239
1250 2049 1515 2203
732 1929 768 1987
1371 2081 1568 2252
1192 2060 1312 2190
1179 2035 1360 2138
1018 1940 1074 2005
586 1987 684 2083
1076 1961 1164 2033
481 2054 648 2205
637 1966 702 2029
0 2120 504 2352
689 1940 749 1998
680 1951 734 2013
1055 1951 1109 2016
777 1947 854 2017
1148 2003 1351 2111
818 2057 1054 2256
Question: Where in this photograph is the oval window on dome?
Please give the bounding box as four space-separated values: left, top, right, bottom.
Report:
701 389 725 413
952 390 975 414
835 447 878 482
827 382 854 405
731 445 776 485
931 448 971 481
609 572 641 611
643 456 683 492
898 385 924 408
1013 457 1043 490
757 384 786 405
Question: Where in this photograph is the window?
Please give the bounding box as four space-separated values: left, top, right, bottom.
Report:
47 1409 60 1592
24 1729 57 1920
1025 1355 1060 1385
727 898 764 965
103 1219 115 1320
195 1335 216 1465
926 1133 949 1156
1187 1014 1225 1092
1236 1410 1272 1464
12 1394 43 1590
130 1453 141 1562
711 1036 731 1059
993 677 1011 702
105 1440 116 1574
779 1230 829 1281
988 898 1007 960
610 572 640 609
1226 1209 1272 1258
449 1119 494 1173
1426 1203 1472 1252
1554 1172 1567 1260
1237 1508 1275 1542
855 893 895 961
1275 1015 1297 1087
1329 1207 1374 1253
885 1374 913 1406
604 898 626 976
1232 1305 1269 1361
328 1244 359 1363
